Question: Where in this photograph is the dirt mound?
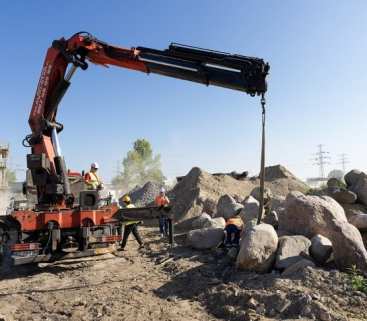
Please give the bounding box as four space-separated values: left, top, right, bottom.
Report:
169 166 309 223
264 165 309 196
168 167 257 222
127 181 162 207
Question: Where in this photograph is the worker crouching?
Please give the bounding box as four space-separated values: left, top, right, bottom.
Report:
120 195 144 250
224 214 243 247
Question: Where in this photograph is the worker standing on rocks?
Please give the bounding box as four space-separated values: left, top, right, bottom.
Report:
120 195 144 250
84 162 104 190
155 187 170 237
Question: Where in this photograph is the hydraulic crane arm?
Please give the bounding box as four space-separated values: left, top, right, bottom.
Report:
29 32 269 138
26 32 269 208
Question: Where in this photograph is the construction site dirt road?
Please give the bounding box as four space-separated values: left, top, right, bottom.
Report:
0 227 365 321
0 229 216 321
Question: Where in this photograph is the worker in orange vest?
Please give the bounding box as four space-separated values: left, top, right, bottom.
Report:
84 162 103 190
155 187 170 237
225 214 243 247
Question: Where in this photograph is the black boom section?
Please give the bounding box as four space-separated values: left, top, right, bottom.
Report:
137 43 269 96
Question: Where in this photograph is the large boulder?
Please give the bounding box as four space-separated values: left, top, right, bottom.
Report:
280 191 367 272
350 174 367 206
342 203 367 228
275 235 311 270
345 169 362 187
236 223 278 273
330 190 357 204
216 194 243 219
176 214 225 231
191 213 212 230
250 186 273 203
310 234 333 265
343 201 367 231
186 227 224 250
348 214 367 231
204 217 226 229
270 195 286 212
239 196 261 229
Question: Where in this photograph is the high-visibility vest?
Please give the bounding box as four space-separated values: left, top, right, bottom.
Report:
155 195 170 206
124 203 141 225
126 203 135 209
85 171 101 190
226 216 243 229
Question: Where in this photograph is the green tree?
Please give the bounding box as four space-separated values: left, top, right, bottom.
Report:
112 139 165 190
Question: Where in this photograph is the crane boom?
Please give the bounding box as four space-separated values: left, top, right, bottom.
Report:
25 32 269 208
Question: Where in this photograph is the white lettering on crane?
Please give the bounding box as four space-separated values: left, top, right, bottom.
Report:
33 63 52 116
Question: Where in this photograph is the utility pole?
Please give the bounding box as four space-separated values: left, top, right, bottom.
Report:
311 144 330 179
338 153 349 172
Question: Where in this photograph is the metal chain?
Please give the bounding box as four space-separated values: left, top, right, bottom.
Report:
257 93 266 225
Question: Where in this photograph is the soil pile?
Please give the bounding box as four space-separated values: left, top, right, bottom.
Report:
168 167 257 222
169 166 309 222
264 165 309 196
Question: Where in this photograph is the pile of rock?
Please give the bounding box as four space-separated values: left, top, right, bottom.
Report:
235 191 367 274
324 170 367 232
170 165 308 224
185 179 367 275
168 167 257 222
125 181 162 207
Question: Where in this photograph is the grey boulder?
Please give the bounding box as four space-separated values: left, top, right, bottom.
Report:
331 190 357 204
236 223 278 273
345 169 362 187
203 217 226 229
275 235 311 270
191 213 212 230
239 196 261 229
186 227 224 250
345 170 367 206
280 191 367 272
216 194 243 219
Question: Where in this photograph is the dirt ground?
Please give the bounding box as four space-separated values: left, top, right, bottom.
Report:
0 228 366 321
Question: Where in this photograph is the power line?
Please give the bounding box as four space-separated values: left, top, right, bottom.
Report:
338 153 349 172
311 144 330 179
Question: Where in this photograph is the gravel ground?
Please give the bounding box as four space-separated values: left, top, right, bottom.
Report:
0 228 366 321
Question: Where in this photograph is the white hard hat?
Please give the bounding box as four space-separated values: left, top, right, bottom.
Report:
160 187 166 193
91 162 99 169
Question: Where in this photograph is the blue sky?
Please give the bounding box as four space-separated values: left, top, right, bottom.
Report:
0 1 366 182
